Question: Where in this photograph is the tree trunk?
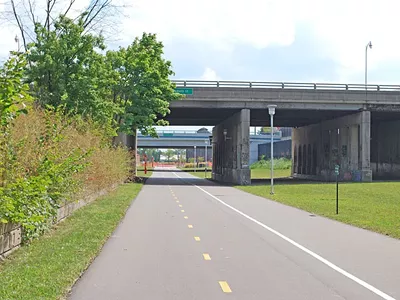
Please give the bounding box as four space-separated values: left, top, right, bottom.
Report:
129 128 138 176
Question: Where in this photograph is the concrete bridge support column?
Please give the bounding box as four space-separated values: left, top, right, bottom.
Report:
360 111 372 181
292 111 372 182
371 118 400 179
212 109 251 185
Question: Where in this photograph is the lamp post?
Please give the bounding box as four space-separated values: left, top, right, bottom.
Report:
365 41 372 90
194 146 197 173
268 105 277 195
14 35 19 51
204 140 208 178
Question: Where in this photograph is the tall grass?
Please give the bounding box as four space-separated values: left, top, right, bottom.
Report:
0 108 130 239
10 109 130 196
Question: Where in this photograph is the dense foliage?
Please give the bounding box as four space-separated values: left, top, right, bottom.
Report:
28 16 181 136
0 14 179 240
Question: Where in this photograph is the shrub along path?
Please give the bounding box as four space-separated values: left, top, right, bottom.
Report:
0 183 142 300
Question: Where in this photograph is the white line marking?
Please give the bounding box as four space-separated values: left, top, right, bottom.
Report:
172 172 395 300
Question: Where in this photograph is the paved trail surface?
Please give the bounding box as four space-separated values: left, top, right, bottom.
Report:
69 168 400 300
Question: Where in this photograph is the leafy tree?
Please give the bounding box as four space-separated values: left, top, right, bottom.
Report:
0 52 32 127
106 33 182 137
165 149 176 162
148 149 162 162
27 16 117 125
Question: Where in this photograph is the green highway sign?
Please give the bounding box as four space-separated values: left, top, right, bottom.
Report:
175 88 193 95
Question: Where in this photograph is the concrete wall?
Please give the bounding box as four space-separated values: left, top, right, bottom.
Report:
0 223 22 258
0 185 118 259
371 120 400 179
212 109 251 185
292 111 372 182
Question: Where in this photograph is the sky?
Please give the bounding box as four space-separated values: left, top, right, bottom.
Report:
1 0 400 131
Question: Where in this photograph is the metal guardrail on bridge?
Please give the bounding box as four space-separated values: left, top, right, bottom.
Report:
172 80 400 92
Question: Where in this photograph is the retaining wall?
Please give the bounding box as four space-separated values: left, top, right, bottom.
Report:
0 185 118 259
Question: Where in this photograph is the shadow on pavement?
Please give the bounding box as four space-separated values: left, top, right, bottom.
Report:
143 169 395 187
143 169 229 187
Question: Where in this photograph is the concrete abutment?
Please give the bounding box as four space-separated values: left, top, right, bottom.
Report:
212 109 251 185
371 119 400 179
292 111 372 182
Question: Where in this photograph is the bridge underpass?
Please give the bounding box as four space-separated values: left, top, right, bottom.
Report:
162 80 400 185
117 80 400 185
137 130 281 165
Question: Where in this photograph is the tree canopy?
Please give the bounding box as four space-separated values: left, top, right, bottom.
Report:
106 33 182 137
24 15 181 137
27 16 115 124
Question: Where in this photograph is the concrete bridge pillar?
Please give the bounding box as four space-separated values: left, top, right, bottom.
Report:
292 111 372 182
370 118 400 179
212 109 251 185
360 111 372 181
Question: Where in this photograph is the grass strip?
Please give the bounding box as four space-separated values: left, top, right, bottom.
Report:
237 181 400 239
137 169 153 178
185 168 291 180
0 183 143 300
250 168 291 179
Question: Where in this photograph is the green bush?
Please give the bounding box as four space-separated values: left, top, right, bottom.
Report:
0 108 130 240
251 157 292 170
183 163 196 168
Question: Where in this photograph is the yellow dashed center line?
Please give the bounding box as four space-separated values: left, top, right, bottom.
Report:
184 216 188 219
176 200 179 203
178 204 183 207
194 236 201 242
188 225 193 229
219 281 232 293
203 253 211 260
181 210 185 213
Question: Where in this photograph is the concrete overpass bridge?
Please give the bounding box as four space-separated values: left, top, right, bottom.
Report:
169 80 400 126
118 80 400 185
167 80 400 185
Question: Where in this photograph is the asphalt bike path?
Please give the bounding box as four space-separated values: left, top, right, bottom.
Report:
69 167 400 299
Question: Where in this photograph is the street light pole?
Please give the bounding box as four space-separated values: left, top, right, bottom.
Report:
204 140 208 178
194 146 197 173
268 105 277 195
365 41 372 90
14 35 19 51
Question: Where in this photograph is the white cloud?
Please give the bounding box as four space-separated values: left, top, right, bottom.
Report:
119 0 297 51
200 67 220 81
117 0 400 83
290 0 400 82
1 0 400 84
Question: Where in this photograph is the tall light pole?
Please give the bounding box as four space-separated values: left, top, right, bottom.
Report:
365 41 372 90
204 139 208 178
194 146 197 173
268 105 277 195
